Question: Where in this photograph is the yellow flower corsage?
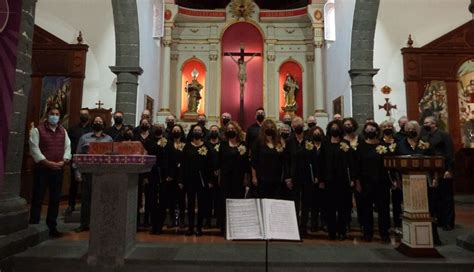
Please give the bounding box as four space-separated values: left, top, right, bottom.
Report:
305 141 314 151
238 144 247 156
389 143 397 153
176 142 185 151
198 146 208 156
375 145 388 155
214 144 220 152
340 142 350 152
418 140 430 150
158 138 168 148
275 144 284 153
350 141 358 151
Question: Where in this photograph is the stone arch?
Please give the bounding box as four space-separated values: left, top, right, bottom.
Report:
349 0 380 127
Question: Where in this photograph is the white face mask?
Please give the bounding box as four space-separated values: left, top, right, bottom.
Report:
48 115 60 125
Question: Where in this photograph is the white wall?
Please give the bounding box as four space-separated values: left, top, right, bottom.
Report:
324 0 355 119
373 0 472 125
136 0 161 125
35 0 117 111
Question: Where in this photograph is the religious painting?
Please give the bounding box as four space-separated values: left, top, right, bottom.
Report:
144 95 154 121
418 81 449 131
40 76 71 127
457 59 474 146
332 96 343 116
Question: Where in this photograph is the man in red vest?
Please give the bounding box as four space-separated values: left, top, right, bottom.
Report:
29 106 71 238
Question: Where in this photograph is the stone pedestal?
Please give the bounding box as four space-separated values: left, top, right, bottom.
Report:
384 156 444 258
73 154 155 267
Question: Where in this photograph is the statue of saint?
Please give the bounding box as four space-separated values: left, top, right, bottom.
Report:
185 69 203 113
283 73 299 112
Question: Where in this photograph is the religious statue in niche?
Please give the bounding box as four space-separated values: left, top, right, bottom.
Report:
418 80 449 132
457 59 474 147
282 73 299 114
185 68 203 114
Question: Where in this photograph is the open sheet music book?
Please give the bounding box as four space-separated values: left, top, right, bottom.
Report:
226 198 300 241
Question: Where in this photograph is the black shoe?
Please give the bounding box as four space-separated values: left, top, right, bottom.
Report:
195 229 203 236
185 228 194 236
150 229 162 235
362 235 373 242
74 226 89 233
328 234 337 240
381 236 391 244
64 206 75 215
338 234 347 241
434 238 442 246
49 229 63 238
442 225 453 231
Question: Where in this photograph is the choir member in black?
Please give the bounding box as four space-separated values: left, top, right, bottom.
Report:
133 118 154 227
246 108 266 151
304 115 317 138
181 125 216 236
162 124 187 229
395 116 408 142
395 120 441 245
421 116 455 231
186 114 209 142
342 117 362 229
279 124 291 141
133 109 155 136
219 112 232 140
117 125 135 142
104 111 125 141
145 124 169 235
380 120 402 231
251 119 288 199
356 122 392 243
164 115 176 140
217 121 250 234
318 120 356 240
285 117 319 236
204 125 220 228
309 126 326 232
65 108 92 215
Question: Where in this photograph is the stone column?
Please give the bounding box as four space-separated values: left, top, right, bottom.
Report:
111 0 142 125
349 68 379 126
159 39 172 115
1 0 37 236
208 49 219 124
266 49 277 120
313 32 328 129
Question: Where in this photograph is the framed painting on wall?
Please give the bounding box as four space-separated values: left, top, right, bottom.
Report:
144 95 154 121
333 96 343 116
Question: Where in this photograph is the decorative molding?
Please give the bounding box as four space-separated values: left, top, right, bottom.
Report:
306 54 315 62
190 28 199 33
285 28 295 34
171 53 179 61
315 42 324 48
267 54 276 62
209 54 218 61
162 39 172 47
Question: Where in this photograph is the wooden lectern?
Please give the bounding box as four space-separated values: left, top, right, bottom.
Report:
384 155 444 258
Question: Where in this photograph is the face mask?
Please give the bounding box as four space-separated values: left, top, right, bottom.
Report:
222 118 230 126
308 122 316 128
92 123 103 132
330 128 342 137
406 131 418 139
140 125 149 132
344 126 354 134
155 128 163 138
123 133 133 141
79 114 89 123
280 132 290 140
166 122 174 129
225 130 237 139
172 132 181 139
48 115 60 125
313 134 323 142
400 124 406 132
284 121 292 126
197 120 206 127
383 128 394 136
256 114 265 122
193 132 202 140
294 126 304 134
210 131 219 139
114 116 123 125
365 131 377 139
265 128 275 136
423 125 432 132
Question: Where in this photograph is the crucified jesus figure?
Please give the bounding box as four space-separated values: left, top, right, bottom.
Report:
230 53 257 99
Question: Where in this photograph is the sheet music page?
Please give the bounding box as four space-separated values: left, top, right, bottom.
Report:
262 199 300 241
226 198 264 240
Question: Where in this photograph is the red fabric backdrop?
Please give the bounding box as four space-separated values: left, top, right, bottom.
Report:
279 61 303 119
221 22 263 129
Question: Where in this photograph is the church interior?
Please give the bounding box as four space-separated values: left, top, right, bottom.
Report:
1 0 474 271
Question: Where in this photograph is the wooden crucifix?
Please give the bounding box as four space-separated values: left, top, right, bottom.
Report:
95 100 104 109
379 98 397 116
224 43 261 125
